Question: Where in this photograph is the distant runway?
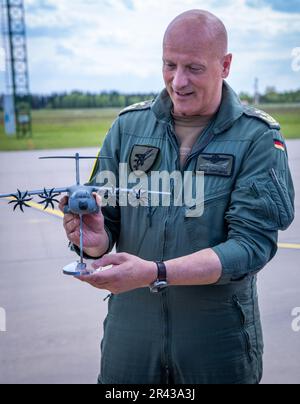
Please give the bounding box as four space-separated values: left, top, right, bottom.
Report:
0 143 299 384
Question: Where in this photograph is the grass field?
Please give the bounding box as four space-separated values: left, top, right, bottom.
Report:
0 105 299 151
258 104 300 140
0 108 120 151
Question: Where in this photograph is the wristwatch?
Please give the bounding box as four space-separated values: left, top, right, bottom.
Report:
149 261 168 293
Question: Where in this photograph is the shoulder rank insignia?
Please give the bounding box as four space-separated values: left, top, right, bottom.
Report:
130 145 160 173
243 106 280 129
196 153 235 177
119 100 153 116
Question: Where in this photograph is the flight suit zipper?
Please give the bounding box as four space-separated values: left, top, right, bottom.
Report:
185 189 231 212
166 123 181 171
162 125 179 260
182 119 216 172
158 125 179 384
160 121 217 384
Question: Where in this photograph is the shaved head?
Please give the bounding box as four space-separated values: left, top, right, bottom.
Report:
164 10 228 60
162 10 232 116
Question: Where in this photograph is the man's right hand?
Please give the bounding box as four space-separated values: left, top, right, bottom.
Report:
59 193 109 258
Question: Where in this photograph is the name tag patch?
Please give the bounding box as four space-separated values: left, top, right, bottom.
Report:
196 154 235 177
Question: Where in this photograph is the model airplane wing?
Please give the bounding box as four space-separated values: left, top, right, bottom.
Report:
91 185 171 197
0 188 69 211
0 188 69 198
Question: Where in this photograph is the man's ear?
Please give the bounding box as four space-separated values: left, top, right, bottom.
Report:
222 53 233 78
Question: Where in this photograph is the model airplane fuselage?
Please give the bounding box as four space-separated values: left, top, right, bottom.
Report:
64 186 99 215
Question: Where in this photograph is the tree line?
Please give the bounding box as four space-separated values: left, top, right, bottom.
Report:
29 91 158 110
240 87 300 104
1 88 300 110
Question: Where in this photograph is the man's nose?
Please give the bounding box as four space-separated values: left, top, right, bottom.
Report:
172 68 189 90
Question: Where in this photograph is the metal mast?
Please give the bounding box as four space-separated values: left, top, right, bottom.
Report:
254 77 260 105
1 0 32 137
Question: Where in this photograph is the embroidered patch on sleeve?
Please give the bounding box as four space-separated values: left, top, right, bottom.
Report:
130 145 160 173
274 140 286 152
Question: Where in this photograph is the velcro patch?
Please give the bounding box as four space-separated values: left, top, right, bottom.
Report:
130 145 160 173
196 154 235 177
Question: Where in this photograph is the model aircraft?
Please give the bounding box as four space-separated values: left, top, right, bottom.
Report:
0 153 169 276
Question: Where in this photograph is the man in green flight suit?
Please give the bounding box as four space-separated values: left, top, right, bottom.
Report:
60 10 295 384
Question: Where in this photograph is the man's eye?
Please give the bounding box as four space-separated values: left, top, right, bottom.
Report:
164 63 176 69
190 67 203 73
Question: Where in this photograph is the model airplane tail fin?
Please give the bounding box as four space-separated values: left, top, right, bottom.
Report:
39 156 112 160
39 153 112 185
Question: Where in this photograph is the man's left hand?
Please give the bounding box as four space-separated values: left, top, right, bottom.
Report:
76 253 157 295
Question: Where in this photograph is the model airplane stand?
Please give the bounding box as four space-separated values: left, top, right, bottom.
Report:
63 261 89 276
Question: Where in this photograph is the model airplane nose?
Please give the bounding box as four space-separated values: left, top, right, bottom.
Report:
79 201 88 210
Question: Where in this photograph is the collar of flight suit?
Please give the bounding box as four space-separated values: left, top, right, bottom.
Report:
151 81 244 136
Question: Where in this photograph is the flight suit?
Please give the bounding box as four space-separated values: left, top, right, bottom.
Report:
87 82 295 384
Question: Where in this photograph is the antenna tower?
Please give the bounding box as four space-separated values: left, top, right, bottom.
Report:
1 0 32 137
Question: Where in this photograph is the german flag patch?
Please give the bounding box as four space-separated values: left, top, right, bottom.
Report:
274 140 286 152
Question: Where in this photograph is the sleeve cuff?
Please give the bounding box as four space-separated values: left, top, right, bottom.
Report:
212 240 251 285
104 225 115 253
69 227 115 260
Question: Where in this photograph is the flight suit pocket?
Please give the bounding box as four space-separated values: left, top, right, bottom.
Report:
269 169 294 230
252 170 294 231
119 205 158 256
184 190 231 251
232 296 254 364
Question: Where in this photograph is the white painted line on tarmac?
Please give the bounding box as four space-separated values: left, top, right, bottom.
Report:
4 197 63 219
278 243 300 250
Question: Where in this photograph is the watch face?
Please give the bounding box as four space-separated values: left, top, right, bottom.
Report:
150 280 168 293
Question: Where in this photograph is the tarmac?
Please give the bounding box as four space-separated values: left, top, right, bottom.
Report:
0 143 299 384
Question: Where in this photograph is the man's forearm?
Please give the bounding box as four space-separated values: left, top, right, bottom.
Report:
165 248 222 286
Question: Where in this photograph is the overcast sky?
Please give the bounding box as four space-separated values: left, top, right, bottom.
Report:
2 0 300 94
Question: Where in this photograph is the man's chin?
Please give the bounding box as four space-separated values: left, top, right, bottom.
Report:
172 97 202 116
173 106 199 117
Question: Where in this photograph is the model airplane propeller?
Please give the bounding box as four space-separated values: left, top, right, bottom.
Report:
38 188 61 210
0 153 169 276
8 190 33 212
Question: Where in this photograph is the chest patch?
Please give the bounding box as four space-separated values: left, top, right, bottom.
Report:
130 145 160 173
196 154 235 177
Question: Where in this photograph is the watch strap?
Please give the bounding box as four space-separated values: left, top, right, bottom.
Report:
156 261 167 282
